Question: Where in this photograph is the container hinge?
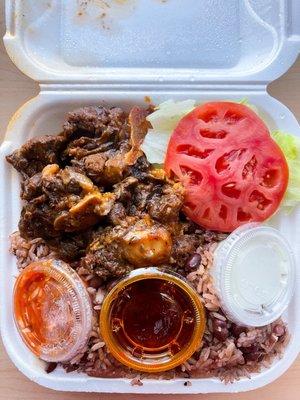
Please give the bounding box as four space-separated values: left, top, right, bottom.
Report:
39 82 268 93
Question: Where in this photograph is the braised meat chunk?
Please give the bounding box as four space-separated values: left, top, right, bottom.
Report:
63 106 128 141
19 164 115 240
61 108 128 164
108 202 128 226
51 231 93 261
81 213 207 281
72 106 150 185
19 196 58 239
121 172 185 223
21 173 43 200
6 135 66 178
120 218 172 267
82 217 172 280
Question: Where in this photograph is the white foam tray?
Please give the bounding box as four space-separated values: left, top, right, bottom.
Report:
1 0 300 394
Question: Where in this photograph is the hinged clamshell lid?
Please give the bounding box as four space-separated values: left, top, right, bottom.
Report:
4 0 300 84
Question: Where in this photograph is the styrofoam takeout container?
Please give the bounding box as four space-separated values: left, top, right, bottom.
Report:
0 0 300 394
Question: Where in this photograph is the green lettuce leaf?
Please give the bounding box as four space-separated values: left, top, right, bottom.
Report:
142 99 196 163
271 130 300 213
237 98 259 114
146 99 196 132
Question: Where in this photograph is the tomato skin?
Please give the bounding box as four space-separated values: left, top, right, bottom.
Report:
164 102 288 232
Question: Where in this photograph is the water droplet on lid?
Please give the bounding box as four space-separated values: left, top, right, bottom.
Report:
279 113 285 120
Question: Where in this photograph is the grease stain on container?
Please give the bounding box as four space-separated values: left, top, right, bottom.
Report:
76 0 137 32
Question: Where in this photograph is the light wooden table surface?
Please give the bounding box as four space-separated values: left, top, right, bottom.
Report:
0 3 299 399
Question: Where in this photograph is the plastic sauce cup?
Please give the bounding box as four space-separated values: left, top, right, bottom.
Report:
14 259 93 362
100 267 206 373
211 223 296 327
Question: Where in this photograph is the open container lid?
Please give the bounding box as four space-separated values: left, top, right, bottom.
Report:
4 0 300 84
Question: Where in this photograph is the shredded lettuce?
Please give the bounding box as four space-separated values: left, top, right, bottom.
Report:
271 130 300 213
141 130 172 164
142 100 196 163
146 99 196 132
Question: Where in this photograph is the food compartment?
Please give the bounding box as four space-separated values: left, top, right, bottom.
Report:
1 89 300 393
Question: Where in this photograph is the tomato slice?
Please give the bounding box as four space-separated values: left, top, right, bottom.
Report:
164 102 289 232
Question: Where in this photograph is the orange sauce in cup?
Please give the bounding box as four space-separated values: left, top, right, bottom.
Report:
14 260 92 362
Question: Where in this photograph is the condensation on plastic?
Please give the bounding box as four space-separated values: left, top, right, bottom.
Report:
0 0 300 394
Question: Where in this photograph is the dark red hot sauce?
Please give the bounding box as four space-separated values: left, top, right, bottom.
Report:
110 278 196 358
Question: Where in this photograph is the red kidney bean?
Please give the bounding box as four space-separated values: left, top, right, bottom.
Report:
244 351 262 362
45 362 57 374
241 344 258 354
89 276 103 289
185 253 202 271
212 318 229 342
231 323 246 338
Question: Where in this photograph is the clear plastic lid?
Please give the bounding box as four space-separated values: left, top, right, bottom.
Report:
211 223 296 327
13 259 93 362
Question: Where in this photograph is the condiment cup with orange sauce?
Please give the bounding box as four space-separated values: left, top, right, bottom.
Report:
14 259 93 362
